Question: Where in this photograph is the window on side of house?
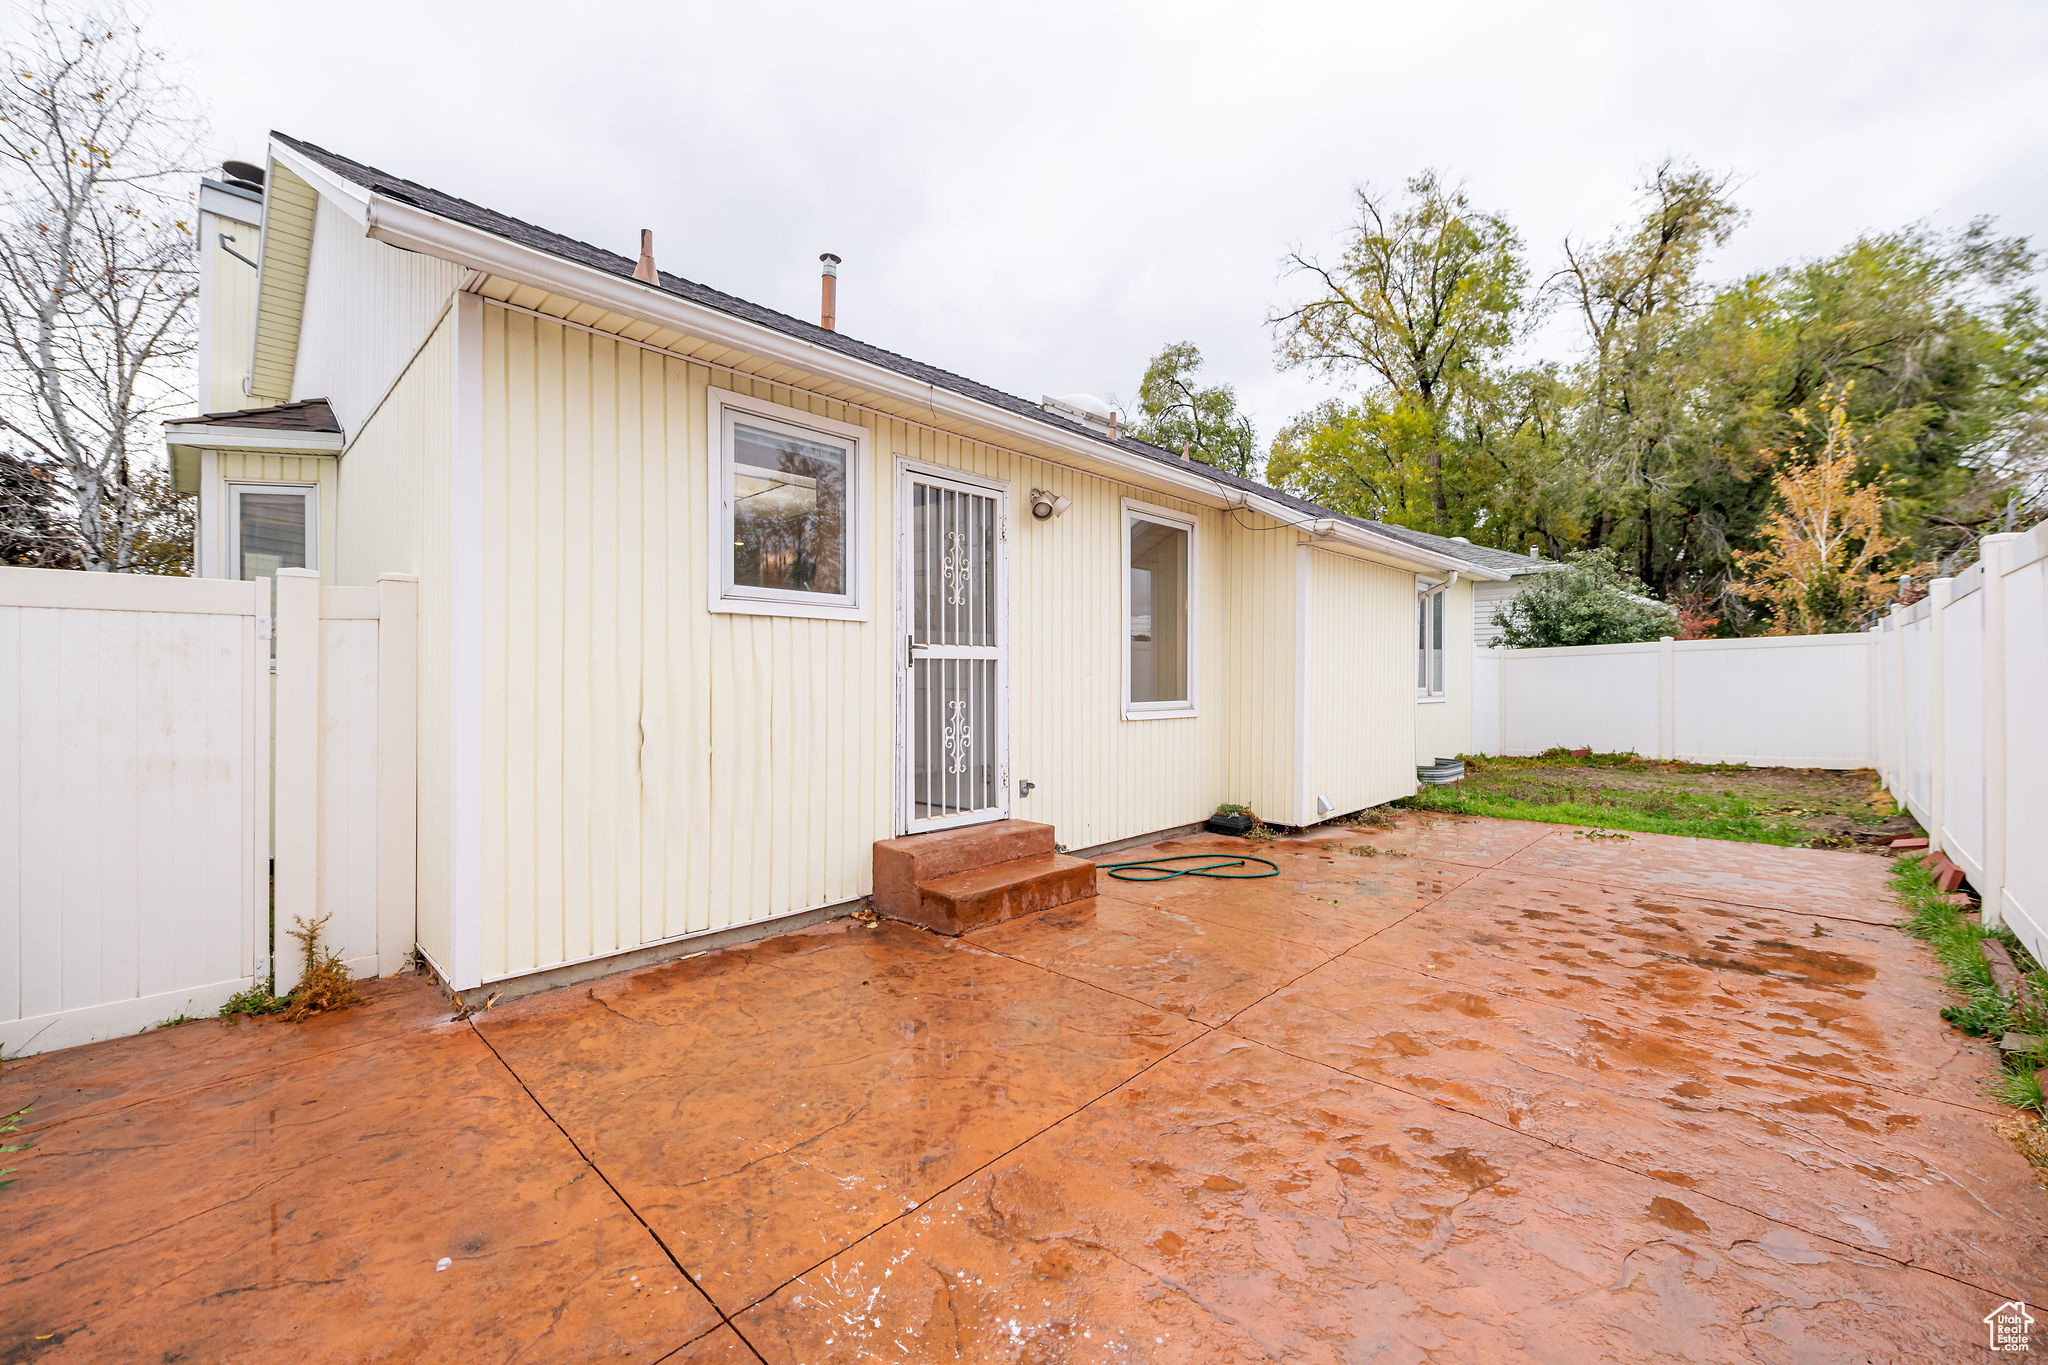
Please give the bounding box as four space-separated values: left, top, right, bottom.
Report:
1124 501 1195 717
710 391 867 620
1417 585 1445 699
231 484 315 580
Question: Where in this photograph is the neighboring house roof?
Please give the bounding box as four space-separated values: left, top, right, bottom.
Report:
262 133 1509 581
168 399 342 434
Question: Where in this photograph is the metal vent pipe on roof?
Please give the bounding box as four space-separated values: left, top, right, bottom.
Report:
633 230 659 284
820 253 840 331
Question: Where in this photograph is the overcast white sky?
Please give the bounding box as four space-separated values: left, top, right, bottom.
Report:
154 0 2048 440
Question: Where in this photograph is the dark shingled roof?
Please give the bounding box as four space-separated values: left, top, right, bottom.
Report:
267 132 1501 573
168 398 341 433
1356 524 1562 578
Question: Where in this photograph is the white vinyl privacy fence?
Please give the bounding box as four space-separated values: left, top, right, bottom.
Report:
1474 633 1875 768
0 566 416 1057
1871 527 2048 961
1474 523 2048 962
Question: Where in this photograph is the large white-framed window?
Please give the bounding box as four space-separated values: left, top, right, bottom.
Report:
707 387 868 620
1122 499 1197 719
1417 584 1446 700
228 482 317 581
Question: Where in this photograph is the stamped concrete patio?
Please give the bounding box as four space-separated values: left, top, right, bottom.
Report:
4 812 2041 1362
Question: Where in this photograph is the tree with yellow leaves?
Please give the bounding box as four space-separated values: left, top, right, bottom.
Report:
1735 386 1916 634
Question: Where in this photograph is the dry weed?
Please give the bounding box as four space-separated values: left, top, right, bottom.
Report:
1994 1114 2048 1190
279 912 364 1022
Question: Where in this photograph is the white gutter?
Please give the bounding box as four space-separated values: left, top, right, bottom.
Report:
355 187 1492 578
164 423 345 455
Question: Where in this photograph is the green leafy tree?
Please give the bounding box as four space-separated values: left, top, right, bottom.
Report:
1128 342 1259 477
1550 161 1744 589
1268 172 1531 533
1555 185 2044 617
1494 547 1677 648
1688 221 2045 580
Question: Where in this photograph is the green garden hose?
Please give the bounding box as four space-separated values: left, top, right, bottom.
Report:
1098 853 1283 882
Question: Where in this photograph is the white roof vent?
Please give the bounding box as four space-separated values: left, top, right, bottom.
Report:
1041 393 1120 438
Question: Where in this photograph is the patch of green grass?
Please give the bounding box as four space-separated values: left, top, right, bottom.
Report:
218 984 288 1021
1894 857 2048 1110
1397 781 1811 845
1397 751 1901 849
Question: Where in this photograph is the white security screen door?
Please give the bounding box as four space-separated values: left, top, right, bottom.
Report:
898 466 1008 834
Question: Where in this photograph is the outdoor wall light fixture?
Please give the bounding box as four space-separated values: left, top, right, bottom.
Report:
1029 489 1071 520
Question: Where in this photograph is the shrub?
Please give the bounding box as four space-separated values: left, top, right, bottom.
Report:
1496 548 1678 648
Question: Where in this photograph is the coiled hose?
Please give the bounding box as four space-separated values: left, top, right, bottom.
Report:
1098 853 1282 882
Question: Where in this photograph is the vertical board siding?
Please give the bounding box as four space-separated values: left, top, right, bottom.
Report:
328 300 458 980
0 573 264 1055
292 196 464 435
1223 517 1299 822
1415 578 1474 764
334 314 453 587
1308 549 1419 815
478 304 1239 979
414 341 456 975
200 206 261 413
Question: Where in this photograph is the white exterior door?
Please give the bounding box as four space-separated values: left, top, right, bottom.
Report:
897 464 1008 834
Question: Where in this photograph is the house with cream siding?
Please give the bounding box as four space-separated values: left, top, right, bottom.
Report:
167 134 1505 997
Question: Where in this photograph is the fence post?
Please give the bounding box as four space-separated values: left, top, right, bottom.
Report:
1886 602 1908 803
1927 576 1952 857
272 569 320 996
1981 535 2018 928
1496 646 1511 757
375 575 419 975
1657 636 1676 761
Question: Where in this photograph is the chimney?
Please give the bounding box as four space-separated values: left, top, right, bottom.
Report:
633 229 659 284
819 253 841 330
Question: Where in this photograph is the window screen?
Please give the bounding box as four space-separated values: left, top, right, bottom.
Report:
236 490 310 581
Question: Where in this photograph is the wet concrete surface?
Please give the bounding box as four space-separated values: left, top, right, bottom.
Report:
2 813 2038 1362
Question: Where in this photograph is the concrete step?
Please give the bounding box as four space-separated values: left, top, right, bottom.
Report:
904 852 1097 936
872 820 1057 919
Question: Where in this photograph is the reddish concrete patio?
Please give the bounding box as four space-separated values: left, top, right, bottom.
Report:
4 813 2041 1361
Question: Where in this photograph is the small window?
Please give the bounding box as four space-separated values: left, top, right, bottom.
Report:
1124 501 1196 717
710 390 866 619
1417 586 1445 698
231 485 315 580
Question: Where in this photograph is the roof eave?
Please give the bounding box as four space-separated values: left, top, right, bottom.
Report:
163 423 345 454
359 195 1481 577
1301 520 1508 578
